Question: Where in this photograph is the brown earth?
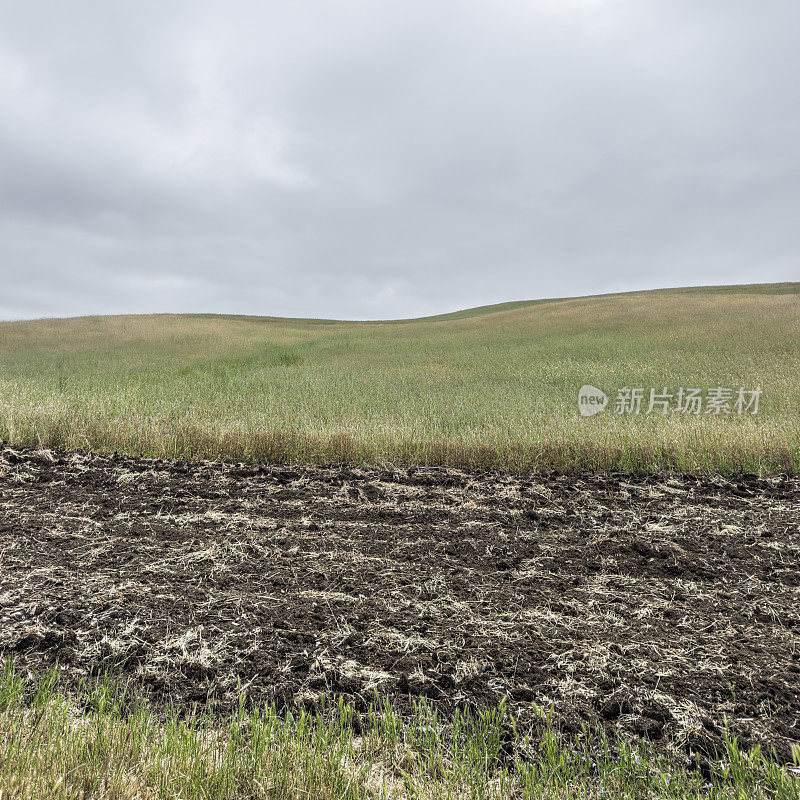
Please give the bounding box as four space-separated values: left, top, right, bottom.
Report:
0 445 798 766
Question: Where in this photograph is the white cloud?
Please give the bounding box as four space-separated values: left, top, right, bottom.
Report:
0 0 798 320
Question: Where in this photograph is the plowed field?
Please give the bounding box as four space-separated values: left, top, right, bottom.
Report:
1 446 798 766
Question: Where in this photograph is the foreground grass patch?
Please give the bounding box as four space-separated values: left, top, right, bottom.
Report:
0 283 799 472
0 665 798 800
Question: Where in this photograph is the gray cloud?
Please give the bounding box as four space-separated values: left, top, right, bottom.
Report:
1 0 798 320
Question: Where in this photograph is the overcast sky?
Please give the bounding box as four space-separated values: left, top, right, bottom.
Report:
1 1 798 321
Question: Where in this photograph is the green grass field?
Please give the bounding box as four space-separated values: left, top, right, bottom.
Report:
2 664 798 800
1 282 798 472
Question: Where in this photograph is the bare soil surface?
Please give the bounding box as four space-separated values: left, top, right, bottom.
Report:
1 446 798 766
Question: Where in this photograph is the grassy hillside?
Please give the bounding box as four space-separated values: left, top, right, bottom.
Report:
0 283 798 472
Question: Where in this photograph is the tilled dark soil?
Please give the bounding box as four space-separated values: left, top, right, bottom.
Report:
0 445 798 765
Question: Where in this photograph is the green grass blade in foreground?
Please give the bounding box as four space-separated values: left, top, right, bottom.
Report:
1 663 799 799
